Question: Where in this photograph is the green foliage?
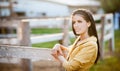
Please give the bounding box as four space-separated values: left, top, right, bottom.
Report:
100 0 120 13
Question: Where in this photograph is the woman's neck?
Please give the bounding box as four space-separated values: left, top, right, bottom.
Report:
80 32 89 40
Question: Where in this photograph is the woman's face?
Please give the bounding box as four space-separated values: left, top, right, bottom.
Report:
72 14 90 35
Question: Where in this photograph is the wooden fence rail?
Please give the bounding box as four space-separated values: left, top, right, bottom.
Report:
0 45 64 71
0 45 53 62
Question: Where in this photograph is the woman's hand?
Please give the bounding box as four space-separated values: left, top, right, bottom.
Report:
51 44 63 60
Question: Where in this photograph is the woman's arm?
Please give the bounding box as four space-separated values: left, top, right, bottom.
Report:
51 44 68 60
58 55 67 63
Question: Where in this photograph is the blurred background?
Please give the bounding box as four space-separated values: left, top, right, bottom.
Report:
0 0 120 71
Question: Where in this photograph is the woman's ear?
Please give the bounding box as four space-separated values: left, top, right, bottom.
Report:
87 22 91 27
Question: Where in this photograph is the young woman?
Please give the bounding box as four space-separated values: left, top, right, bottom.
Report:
51 9 100 71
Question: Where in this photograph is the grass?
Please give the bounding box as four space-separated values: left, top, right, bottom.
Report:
90 56 120 71
32 40 58 48
31 28 62 34
32 28 120 71
114 30 120 52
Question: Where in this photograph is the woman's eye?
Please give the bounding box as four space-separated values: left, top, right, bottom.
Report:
78 21 82 23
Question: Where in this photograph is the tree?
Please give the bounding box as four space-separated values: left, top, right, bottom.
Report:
100 0 120 13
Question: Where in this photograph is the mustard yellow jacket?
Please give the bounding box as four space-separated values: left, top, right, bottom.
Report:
63 36 98 71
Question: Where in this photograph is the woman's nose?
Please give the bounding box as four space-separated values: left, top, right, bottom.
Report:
74 22 79 26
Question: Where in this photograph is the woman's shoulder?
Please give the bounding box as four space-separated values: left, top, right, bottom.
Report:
77 36 97 47
82 36 98 50
86 36 97 46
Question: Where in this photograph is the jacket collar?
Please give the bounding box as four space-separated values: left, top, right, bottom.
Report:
75 36 97 47
67 36 97 60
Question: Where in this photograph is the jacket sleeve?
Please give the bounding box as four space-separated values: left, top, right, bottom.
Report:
62 42 97 71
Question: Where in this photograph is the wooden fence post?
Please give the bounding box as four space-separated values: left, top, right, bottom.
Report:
17 21 32 71
61 18 70 46
108 14 115 54
17 21 31 46
20 58 32 71
100 15 105 59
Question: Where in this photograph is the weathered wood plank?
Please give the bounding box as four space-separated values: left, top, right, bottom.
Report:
31 31 75 44
0 20 20 28
0 31 75 45
21 14 103 28
0 45 54 62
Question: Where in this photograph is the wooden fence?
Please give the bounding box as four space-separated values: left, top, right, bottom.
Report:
18 14 114 58
0 14 114 71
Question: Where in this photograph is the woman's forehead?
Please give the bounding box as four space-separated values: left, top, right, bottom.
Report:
72 15 85 21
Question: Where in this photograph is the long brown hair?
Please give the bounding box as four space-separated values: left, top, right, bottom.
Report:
71 9 100 63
